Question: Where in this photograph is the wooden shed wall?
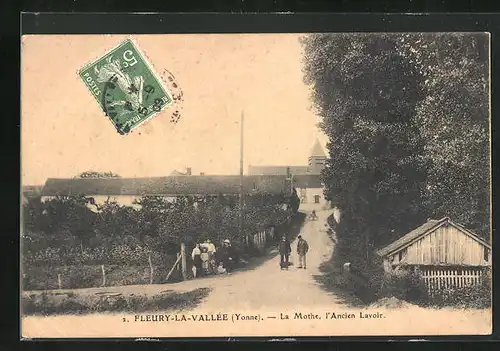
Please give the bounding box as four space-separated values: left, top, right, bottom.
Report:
400 224 490 266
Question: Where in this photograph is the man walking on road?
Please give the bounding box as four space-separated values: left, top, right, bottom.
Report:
279 236 292 270
296 235 309 269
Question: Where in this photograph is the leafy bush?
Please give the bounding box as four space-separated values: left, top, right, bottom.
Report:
347 266 490 308
66 266 102 289
22 192 296 290
109 245 150 265
376 269 429 304
429 268 491 308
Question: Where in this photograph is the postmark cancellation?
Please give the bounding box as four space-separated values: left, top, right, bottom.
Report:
79 38 173 135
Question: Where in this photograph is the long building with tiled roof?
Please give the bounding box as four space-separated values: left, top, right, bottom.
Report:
40 175 293 209
42 175 292 197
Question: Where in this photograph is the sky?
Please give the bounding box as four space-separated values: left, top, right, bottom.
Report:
21 34 328 185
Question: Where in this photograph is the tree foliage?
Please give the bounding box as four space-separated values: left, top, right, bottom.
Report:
302 34 429 266
398 33 490 236
301 33 490 270
22 192 294 266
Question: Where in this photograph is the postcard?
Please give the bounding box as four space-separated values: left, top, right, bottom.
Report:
20 32 492 338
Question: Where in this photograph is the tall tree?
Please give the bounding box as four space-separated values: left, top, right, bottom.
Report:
398 33 490 238
301 34 428 266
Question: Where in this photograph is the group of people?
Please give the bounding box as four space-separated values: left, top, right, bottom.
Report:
279 234 309 270
191 233 310 277
191 238 237 278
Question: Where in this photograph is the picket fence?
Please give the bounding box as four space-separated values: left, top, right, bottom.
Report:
245 217 289 251
420 266 484 296
251 230 267 250
246 225 277 251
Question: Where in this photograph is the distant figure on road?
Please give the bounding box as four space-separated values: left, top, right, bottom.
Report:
310 209 317 220
296 235 309 269
191 243 202 278
279 236 292 270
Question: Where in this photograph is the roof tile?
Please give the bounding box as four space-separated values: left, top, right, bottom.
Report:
42 175 291 197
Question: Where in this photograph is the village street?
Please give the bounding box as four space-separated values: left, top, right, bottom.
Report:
172 207 342 312
22 207 491 337
21 31 493 339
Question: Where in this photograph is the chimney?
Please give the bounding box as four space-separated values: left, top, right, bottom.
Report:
286 166 291 178
186 167 192 176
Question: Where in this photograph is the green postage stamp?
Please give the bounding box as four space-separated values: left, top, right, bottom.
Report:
79 38 173 135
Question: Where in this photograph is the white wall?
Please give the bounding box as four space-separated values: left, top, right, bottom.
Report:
298 187 330 209
41 194 178 211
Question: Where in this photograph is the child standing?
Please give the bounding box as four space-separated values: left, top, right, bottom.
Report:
200 247 210 275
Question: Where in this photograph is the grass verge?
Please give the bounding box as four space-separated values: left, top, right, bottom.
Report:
22 287 211 316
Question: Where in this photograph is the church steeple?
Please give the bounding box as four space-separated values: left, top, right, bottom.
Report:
310 138 326 157
308 139 327 174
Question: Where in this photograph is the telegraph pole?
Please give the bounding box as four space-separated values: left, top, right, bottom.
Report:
239 111 244 242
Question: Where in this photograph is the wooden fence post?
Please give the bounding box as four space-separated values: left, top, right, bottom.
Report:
181 242 187 281
101 265 106 287
58 274 62 289
166 253 183 282
148 254 154 285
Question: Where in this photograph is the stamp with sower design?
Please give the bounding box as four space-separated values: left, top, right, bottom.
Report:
79 38 173 135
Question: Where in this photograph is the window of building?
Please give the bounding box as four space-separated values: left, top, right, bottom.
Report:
314 195 320 204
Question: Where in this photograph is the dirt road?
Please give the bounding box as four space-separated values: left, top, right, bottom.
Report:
21 208 491 338
173 208 341 312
